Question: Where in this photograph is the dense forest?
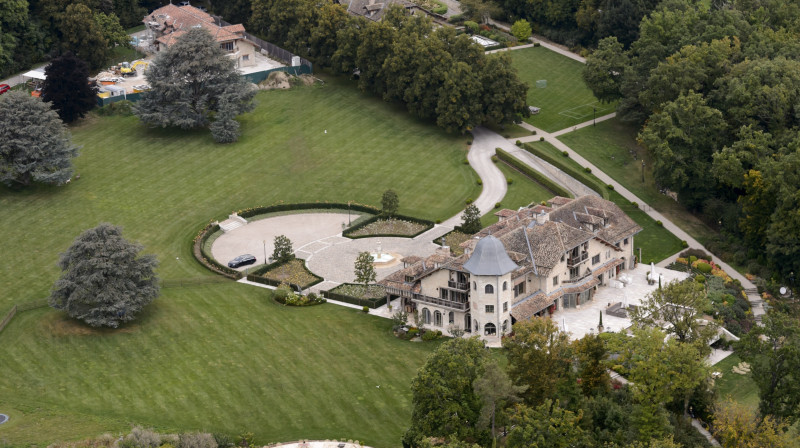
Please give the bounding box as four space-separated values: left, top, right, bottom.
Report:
583 0 800 283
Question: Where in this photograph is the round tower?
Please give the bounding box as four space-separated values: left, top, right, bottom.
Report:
463 235 518 342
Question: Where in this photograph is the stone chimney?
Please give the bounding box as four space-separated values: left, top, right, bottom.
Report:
536 211 549 225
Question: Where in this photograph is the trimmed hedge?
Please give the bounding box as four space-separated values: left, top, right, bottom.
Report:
237 201 381 220
343 214 434 239
246 258 324 291
522 143 609 199
193 222 244 280
323 284 388 309
495 149 572 198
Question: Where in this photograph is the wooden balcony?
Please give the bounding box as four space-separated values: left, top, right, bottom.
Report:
413 293 469 311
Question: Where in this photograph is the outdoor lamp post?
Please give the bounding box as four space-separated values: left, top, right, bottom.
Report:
348 201 351 226
593 107 596 126
263 239 267 265
641 160 645 183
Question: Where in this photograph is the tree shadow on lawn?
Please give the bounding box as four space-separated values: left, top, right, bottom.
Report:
38 300 165 337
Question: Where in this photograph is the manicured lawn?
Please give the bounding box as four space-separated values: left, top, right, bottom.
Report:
509 47 615 133
0 75 479 311
713 354 759 410
524 140 684 263
481 160 554 226
0 75 477 445
0 283 438 447
558 118 717 244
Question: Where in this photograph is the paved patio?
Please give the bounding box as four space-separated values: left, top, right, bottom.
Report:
550 264 690 340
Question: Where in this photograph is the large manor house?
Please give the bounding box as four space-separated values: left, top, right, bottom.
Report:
380 195 642 343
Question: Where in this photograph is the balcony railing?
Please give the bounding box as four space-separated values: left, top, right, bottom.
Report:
447 280 469 291
564 271 592 284
413 293 470 311
567 252 588 267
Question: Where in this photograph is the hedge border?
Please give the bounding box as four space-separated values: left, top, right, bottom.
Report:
193 222 244 280
246 257 324 291
323 283 388 309
342 214 435 240
522 143 609 199
495 149 572 198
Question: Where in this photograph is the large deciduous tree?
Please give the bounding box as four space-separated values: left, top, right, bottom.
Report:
630 279 716 346
58 3 110 69
272 235 294 262
50 223 160 328
506 400 588 448
403 337 490 447
504 318 573 406
381 189 399 216
135 27 257 143
638 91 728 209
0 91 79 187
712 399 792 448
582 37 628 104
474 360 527 442
738 311 800 424
42 52 97 123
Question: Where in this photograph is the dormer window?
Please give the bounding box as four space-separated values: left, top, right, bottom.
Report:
405 275 413 282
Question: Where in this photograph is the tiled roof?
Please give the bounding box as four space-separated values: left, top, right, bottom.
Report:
494 209 517 218
511 290 561 320
345 0 414 21
548 195 642 244
146 4 245 46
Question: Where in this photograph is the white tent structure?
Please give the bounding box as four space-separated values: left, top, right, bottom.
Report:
21 68 46 81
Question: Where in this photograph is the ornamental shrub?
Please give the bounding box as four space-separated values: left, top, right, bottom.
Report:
516 140 522 146
584 167 592 173
695 274 706 284
631 201 639 208
681 240 689 248
562 151 569 157
689 256 698 264
532 130 537 135
540 136 545 141
491 155 498 162
422 330 441 341
495 202 501 208
696 262 713 274
463 158 469 164
464 21 479 33
607 184 614 190
432 4 447 14
656 220 663 226
477 179 482 185
407 328 419 338
362 305 369 313
507 177 513 184
466 198 473 204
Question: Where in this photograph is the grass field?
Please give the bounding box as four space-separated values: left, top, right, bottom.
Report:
509 47 615 133
0 75 479 311
558 118 717 244
524 140 684 263
713 354 759 410
0 284 438 447
0 75 478 445
481 161 554 226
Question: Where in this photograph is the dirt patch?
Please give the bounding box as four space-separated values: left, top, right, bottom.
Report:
41 313 140 337
259 71 292 90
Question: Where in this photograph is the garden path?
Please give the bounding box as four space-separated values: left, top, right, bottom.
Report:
506 116 762 320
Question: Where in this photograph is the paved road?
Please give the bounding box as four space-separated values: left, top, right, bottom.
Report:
441 127 509 227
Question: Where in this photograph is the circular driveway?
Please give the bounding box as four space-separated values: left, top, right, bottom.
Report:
211 213 452 287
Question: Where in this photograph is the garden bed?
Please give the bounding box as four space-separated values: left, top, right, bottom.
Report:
343 215 434 239
435 229 471 256
324 283 387 308
247 258 323 290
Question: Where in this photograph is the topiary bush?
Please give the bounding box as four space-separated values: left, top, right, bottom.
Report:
607 184 614 190
491 155 498 163
477 179 482 185
584 167 592 173
631 201 639 208
516 140 522 146
466 198 473 204
696 262 713 274
656 220 663 226
421 330 443 341
562 150 569 157
463 158 469 164
681 240 689 248
362 305 369 313
539 136 545 141
495 202 501 208
689 255 698 264
695 274 706 284
507 177 513 184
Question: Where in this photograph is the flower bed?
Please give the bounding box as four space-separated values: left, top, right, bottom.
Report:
342 213 434 239
436 229 471 256
324 283 387 308
247 258 323 290
349 219 427 237
274 287 326 306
